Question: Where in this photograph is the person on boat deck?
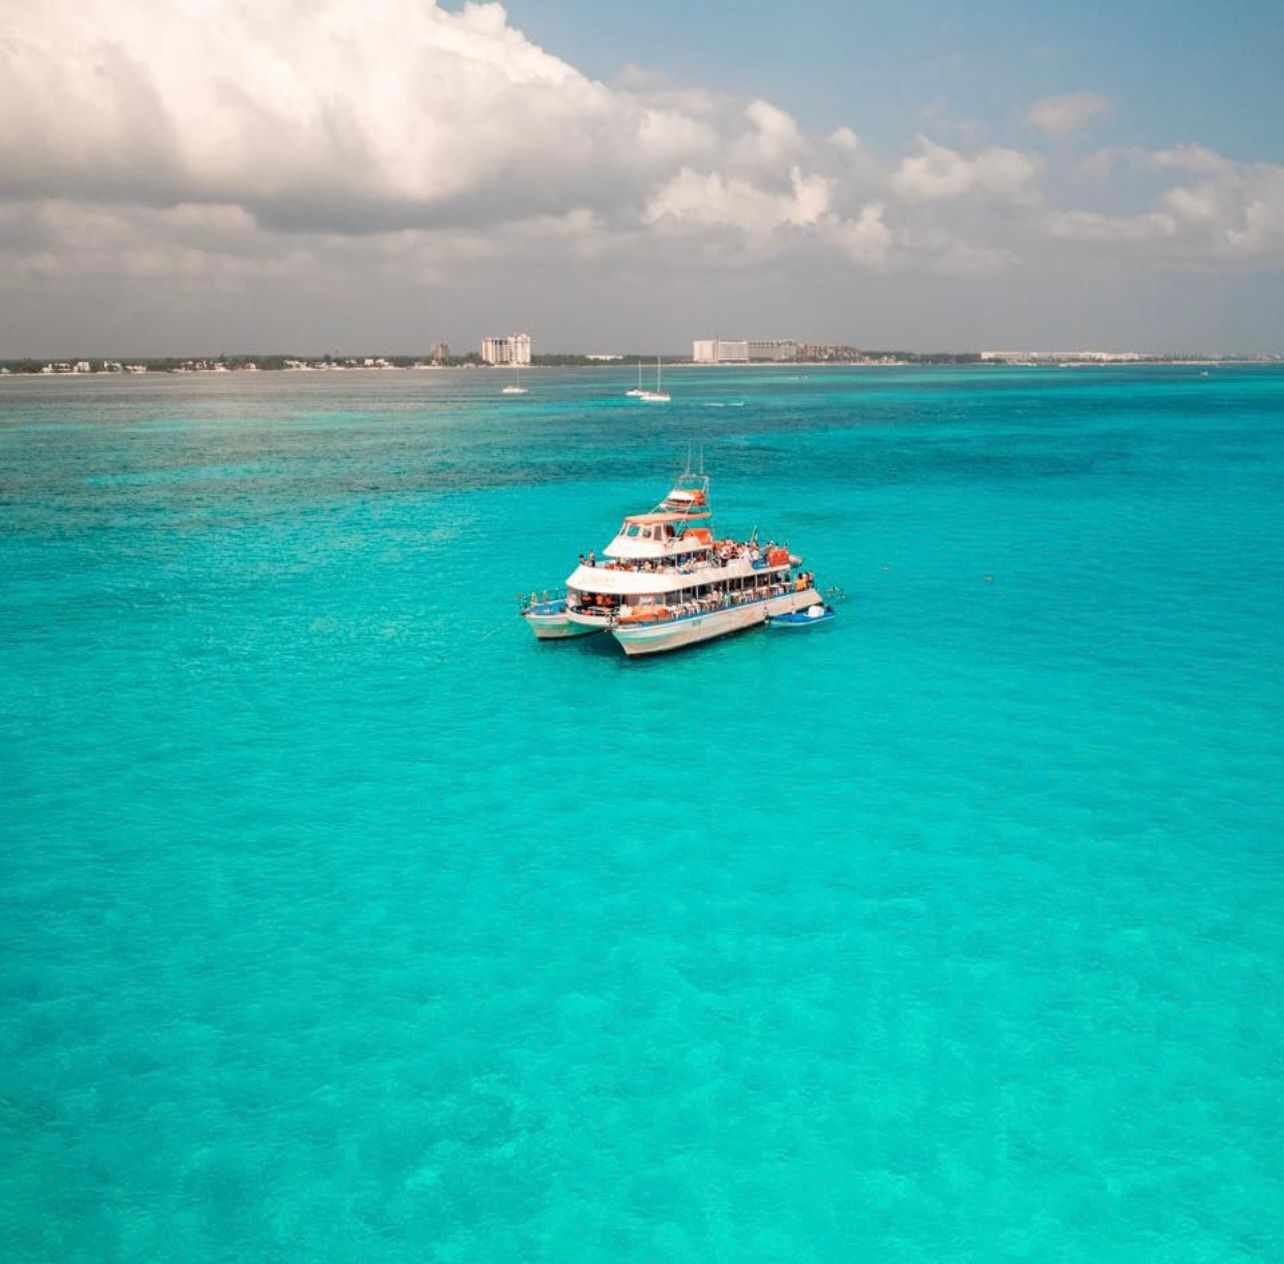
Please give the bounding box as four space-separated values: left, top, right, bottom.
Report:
587 550 595 566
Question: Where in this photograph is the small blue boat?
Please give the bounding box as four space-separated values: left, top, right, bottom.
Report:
768 603 835 628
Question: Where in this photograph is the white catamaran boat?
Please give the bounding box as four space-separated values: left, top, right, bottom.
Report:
637 356 670 403
519 464 822 655
625 361 645 397
502 362 528 395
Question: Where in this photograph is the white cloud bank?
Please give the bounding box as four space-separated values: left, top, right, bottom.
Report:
0 3 1282 349
1048 147 1284 264
0 2 1035 276
1 0 716 229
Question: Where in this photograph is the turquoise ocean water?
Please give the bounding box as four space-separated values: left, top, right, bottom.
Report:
3 365 1283 1261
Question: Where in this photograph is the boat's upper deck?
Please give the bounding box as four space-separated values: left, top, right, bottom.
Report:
567 469 797 594
566 541 796 596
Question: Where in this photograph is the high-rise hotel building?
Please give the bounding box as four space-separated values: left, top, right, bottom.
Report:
480 334 532 366
693 338 800 363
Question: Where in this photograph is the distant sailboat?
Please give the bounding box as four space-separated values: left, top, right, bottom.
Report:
625 360 645 397
638 355 671 403
502 360 528 394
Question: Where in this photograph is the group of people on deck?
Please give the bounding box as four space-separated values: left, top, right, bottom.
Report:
575 536 796 575
571 566 817 620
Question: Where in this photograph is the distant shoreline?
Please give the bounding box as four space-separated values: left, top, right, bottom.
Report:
4 356 1278 378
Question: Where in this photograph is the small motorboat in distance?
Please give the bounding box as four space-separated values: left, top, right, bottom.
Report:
767 603 835 628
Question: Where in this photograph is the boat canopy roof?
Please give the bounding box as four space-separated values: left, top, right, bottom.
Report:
623 511 711 525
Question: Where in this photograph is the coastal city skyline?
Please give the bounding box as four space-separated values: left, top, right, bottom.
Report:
9 341 1282 376
3 1 1283 356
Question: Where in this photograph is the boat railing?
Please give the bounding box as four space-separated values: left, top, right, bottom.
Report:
612 578 810 627
584 549 784 577
518 587 567 614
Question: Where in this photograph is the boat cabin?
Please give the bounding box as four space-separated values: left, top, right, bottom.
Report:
604 511 713 561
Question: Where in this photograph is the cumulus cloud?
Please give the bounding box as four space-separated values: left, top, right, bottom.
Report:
827 204 892 266
645 166 831 235
1149 144 1230 175
1026 92 1111 136
1046 148 1284 263
891 137 1041 203
0 0 716 232
0 199 321 287
1161 185 1221 224
643 165 901 271
734 100 805 167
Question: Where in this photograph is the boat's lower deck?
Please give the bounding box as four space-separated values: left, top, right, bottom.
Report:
610 587 821 655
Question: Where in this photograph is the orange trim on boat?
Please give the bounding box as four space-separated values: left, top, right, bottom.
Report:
617 607 671 623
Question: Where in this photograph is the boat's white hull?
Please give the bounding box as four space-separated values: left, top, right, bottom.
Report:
611 588 820 656
524 611 601 639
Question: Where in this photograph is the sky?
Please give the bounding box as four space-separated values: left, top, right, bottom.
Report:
2 0 1282 356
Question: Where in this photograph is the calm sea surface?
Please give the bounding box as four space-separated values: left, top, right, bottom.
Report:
3 366 1283 1261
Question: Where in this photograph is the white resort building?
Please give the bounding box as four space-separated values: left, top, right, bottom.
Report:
480 334 532 366
692 339 800 363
